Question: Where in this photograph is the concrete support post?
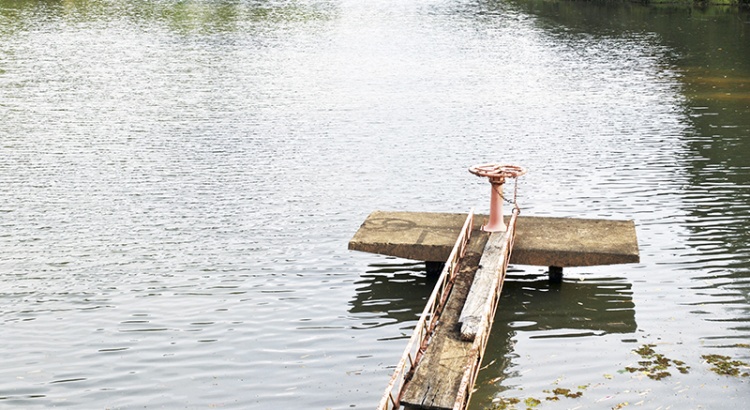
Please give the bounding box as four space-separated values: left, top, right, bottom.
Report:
549 266 563 283
425 261 445 276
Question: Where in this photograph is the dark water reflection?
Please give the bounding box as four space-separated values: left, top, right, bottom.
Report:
496 274 637 337
1 0 749 408
349 262 435 334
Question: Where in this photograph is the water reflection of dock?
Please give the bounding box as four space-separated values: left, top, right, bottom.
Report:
498 276 636 336
472 274 637 402
350 267 636 348
349 263 437 331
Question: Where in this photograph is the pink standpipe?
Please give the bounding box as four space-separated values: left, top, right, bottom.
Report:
469 163 527 232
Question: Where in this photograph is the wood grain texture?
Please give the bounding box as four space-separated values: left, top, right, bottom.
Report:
400 233 488 410
458 232 509 341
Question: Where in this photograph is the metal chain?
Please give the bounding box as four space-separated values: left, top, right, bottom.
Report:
491 177 521 209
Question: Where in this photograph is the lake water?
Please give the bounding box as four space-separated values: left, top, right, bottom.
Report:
0 0 748 408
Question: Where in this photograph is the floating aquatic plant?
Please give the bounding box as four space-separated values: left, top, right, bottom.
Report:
488 347 748 410
623 344 690 380
491 397 520 409
542 387 583 399
524 397 541 407
490 386 582 410
702 354 750 377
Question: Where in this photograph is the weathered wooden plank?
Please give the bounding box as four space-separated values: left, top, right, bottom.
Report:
458 232 509 341
399 233 489 410
348 211 639 267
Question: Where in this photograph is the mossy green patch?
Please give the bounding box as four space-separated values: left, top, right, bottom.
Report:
491 397 520 410
524 397 541 407
702 354 750 377
541 386 584 401
490 348 748 410
623 344 690 380
490 389 581 409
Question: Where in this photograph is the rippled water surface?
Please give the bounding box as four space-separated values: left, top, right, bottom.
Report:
1 0 748 408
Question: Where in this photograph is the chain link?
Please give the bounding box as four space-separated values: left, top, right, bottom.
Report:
491 177 521 210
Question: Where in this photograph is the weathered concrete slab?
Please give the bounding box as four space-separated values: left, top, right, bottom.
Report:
348 211 487 263
514 216 639 267
348 211 639 267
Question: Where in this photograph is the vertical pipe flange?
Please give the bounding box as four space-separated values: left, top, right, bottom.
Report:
469 164 526 232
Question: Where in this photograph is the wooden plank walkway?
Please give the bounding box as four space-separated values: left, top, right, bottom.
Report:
377 212 481 410
398 233 488 409
400 230 512 410
349 211 639 267
458 233 511 342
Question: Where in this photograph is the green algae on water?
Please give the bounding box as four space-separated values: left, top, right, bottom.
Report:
702 354 750 377
623 344 690 380
524 397 541 407
491 397 520 409
490 385 583 410
543 387 583 399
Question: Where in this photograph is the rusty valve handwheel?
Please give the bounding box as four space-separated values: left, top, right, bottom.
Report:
468 163 527 183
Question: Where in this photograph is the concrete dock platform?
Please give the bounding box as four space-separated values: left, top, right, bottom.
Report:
348 211 639 268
